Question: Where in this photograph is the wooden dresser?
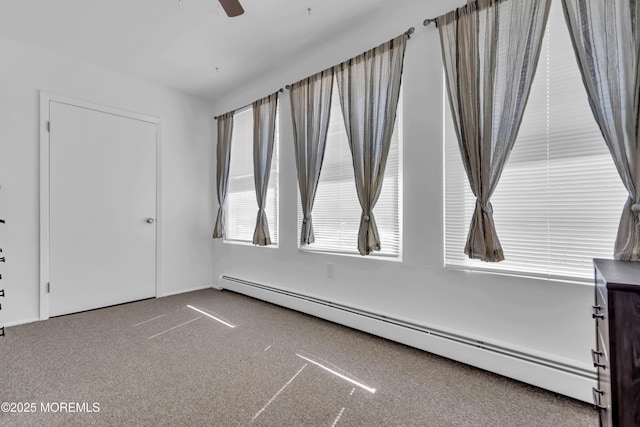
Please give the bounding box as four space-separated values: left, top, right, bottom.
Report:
592 259 640 427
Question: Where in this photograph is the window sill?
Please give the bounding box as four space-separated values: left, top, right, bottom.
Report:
222 239 280 249
298 246 402 263
443 263 594 286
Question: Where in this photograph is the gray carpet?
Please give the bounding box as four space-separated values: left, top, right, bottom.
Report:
0 289 596 426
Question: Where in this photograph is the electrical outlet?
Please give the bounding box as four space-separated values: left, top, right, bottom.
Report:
326 262 335 279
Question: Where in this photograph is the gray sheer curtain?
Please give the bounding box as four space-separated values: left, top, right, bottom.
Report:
562 0 640 261
212 112 234 239
290 69 334 245
437 0 550 262
252 93 278 246
334 34 407 256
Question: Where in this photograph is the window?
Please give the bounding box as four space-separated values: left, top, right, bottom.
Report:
444 0 628 281
298 82 402 258
225 107 279 244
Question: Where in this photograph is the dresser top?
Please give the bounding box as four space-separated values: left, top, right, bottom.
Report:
594 259 640 289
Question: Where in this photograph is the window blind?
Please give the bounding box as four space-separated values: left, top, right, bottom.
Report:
225 106 279 244
298 82 402 258
444 0 628 281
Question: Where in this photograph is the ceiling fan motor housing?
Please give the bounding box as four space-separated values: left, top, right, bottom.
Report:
219 0 244 17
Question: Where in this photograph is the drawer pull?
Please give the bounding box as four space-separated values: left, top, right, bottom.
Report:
591 305 605 319
592 387 606 410
591 349 606 369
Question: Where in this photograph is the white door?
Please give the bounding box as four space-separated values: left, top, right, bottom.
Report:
48 101 157 317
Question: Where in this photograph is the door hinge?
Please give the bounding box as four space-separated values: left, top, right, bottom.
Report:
46 121 50 132
47 282 50 293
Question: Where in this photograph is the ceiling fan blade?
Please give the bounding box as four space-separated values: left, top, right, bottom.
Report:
219 0 244 17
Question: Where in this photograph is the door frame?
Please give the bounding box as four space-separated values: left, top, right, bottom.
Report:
39 92 163 320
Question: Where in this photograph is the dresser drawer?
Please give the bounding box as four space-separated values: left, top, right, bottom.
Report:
593 329 611 427
594 270 607 310
592 384 610 427
593 287 609 354
594 263 608 305
594 329 609 368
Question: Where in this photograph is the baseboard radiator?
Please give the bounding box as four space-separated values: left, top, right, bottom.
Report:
218 275 596 403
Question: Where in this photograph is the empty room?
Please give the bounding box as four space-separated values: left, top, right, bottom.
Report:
1 0 638 426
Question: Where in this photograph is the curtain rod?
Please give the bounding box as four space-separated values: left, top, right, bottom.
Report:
423 18 437 27
284 27 415 91
214 88 284 120
424 0 511 27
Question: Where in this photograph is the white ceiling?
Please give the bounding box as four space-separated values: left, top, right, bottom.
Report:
0 0 413 102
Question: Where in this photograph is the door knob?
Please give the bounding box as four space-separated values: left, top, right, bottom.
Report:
146 218 155 224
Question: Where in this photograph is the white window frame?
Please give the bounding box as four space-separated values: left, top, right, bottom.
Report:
297 83 403 261
224 106 279 247
442 1 628 283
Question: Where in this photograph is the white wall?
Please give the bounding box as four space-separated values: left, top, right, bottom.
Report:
211 0 595 397
0 37 216 326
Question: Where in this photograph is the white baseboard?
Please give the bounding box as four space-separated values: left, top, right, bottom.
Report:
160 285 215 297
2 286 215 328
219 274 596 403
2 317 41 328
